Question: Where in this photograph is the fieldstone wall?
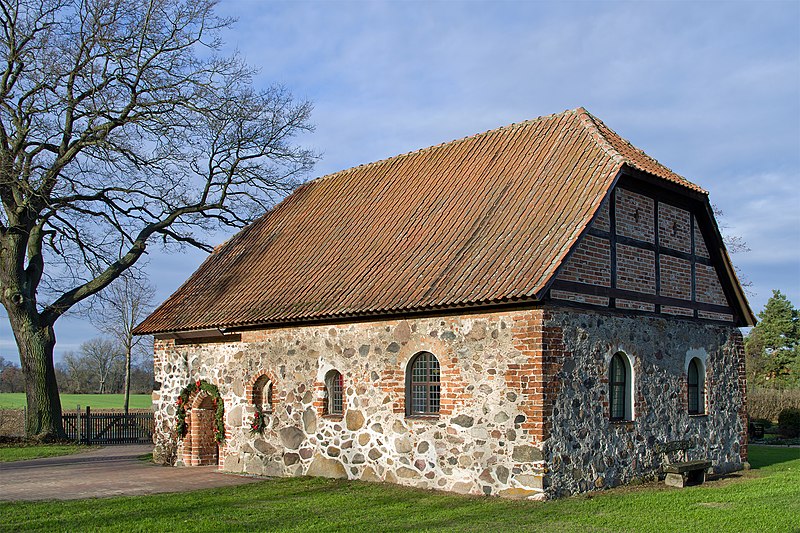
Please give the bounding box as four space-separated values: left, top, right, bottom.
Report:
151 305 746 499
153 309 551 499
542 306 746 497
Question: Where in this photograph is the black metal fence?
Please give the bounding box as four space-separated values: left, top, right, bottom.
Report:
62 407 154 445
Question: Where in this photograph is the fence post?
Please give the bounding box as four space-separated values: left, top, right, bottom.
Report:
76 405 81 443
85 406 91 446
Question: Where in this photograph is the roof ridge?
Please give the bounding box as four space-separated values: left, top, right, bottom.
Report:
574 107 627 165
307 108 582 186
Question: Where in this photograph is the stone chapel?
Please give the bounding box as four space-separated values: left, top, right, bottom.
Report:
135 107 754 499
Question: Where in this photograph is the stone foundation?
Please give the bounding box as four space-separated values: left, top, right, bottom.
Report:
152 305 745 499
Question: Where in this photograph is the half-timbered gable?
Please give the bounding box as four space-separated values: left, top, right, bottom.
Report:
549 174 743 324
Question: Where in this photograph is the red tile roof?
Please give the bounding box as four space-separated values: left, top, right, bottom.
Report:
135 108 710 335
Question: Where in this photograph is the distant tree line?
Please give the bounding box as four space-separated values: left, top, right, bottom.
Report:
0 356 24 393
0 338 153 395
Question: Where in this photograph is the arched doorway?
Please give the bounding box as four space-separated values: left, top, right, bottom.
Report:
184 391 219 466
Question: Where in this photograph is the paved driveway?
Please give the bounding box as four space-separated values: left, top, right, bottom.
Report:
0 445 257 501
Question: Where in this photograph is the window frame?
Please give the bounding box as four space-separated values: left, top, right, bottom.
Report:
405 351 441 417
324 370 344 416
687 357 704 415
252 375 274 414
609 353 627 421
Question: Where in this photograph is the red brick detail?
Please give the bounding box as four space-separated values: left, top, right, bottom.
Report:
557 235 611 287
693 219 709 258
240 330 268 343
313 379 328 417
379 368 405 415
616 299 655 312
662 305 694 317
615 188 654 243
507 310 564 442
315 370 347 418
695 264 727 306
182 389 221 467
593 197 610 232
616 244 655 294
379 354 468 417
659 255 692 300
698 310 734 322
733 331 748 463
153 339 176 379
438 355 469 417
550 289 609 307
658 203 691 253
245 370 278 412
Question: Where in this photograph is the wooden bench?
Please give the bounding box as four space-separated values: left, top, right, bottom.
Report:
664 460 712 488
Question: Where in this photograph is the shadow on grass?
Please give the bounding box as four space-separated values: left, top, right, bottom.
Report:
748 444 800 470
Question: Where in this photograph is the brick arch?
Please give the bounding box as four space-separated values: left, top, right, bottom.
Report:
382 334 464 417
183 387 221 466
246 371 278 412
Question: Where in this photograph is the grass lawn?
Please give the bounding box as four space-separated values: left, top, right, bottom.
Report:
0 393 152 410
0 445 797 532
0 443 95 462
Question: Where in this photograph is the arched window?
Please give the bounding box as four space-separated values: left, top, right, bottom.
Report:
406 352 441 416
688 358 705 415
324 370 344 416
252 375 273 413
609 352 632 421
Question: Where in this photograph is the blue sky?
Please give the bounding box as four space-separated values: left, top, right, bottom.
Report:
1 0 798 363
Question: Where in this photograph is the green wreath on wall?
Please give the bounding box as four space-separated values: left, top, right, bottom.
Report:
175 379 225 443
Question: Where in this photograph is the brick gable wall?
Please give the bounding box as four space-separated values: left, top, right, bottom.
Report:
552 183 733 323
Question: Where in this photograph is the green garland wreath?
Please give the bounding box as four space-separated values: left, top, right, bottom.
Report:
249 404 268 436
175 379 225 443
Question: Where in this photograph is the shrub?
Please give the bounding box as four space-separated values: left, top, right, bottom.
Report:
778 408 800 438
748 388 800 422
750 417 773 429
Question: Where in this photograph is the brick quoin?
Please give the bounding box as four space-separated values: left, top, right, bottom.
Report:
508 310 565 443
733 331 748 464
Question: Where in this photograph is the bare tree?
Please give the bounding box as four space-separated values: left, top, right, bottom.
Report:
0 0 315 438
92 271 155 413
78 338 123 394
60 351 92 393
712 204 753 294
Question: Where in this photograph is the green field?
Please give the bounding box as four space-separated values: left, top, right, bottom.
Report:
0 443 96 462
0 445 797 532
0 393 152 410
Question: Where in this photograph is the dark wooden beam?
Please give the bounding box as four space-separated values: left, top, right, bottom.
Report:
550 279 733 317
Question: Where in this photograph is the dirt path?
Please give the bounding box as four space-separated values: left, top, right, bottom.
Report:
0 445 257 501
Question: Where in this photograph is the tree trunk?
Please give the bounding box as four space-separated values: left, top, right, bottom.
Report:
123 345 132 415
10 313 64 440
